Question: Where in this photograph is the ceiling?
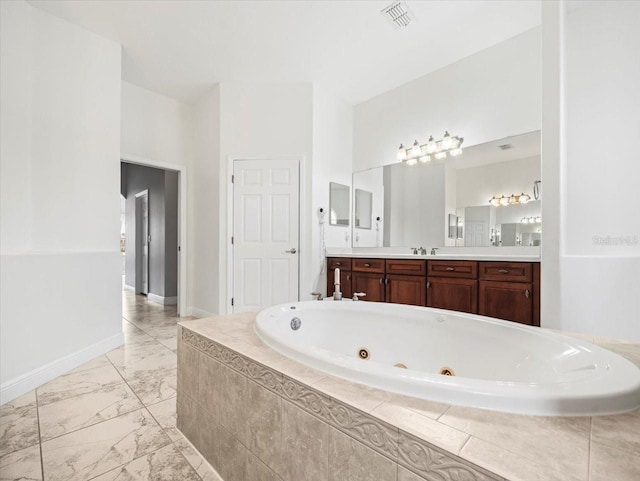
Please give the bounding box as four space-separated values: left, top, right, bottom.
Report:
29 0 541 105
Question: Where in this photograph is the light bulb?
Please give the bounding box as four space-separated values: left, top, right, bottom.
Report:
410 140 421 157
519 193 530 204
442 131 454 150
450 147 463 156
535 216 541 223
419 155 430 163
405 157 418 166
397 144 406 161
489 196 500 207
425 136 437 154
500 196 509 206
508 194 518 205
434 151 447 160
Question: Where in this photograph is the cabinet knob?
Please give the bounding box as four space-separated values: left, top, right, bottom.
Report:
379 277 383 285
525 289 530 299
445 267 455 271
498 269 509 274
426 281 431 288
335 262 341 266
347 274 351 281
364 263 371 267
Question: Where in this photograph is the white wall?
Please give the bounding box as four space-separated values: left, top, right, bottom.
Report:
0 0 122 402
353 27 541 172
190 86 221 316
552 1 640 340
312 86 354 293
121 82 194 166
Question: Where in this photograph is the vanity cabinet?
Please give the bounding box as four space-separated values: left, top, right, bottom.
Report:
479 262 540 326
326 258 352 299
352 258 386 302
325 256 539 326
385 259 427 306
427 260 478 313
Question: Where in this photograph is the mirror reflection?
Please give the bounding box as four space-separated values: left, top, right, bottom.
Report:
329 182 350 226
354 189 372 229
352 131 541 248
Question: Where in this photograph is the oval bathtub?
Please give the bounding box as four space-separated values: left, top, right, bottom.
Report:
255 301 640 416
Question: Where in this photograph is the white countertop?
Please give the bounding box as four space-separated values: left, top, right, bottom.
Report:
326 247 540 262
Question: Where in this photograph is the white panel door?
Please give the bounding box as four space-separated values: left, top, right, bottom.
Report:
233 159 299 312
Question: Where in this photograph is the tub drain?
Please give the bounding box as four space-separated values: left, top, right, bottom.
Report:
358 348 370 360
394 363 407 369
439 366 455 376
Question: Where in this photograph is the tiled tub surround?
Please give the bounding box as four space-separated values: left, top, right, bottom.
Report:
178 315 640 481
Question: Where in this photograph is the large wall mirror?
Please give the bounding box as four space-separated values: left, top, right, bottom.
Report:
329 182 350 226
351 130 541 248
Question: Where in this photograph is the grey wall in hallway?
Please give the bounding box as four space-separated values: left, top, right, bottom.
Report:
122 163 178 300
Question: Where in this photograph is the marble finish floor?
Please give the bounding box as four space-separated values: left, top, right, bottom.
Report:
0 292 222 481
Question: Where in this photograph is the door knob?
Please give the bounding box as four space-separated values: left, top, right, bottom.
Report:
285 248 297 254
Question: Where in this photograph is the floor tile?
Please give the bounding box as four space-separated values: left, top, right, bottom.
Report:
118 366 177 406
0 404 39 457
0 443 42 481
147 397 180 441
37 364 123 406
38 382 143 441
174 437 224 481
590 440 640 481
41 408 170 481
0 391 36 417
89 443 200 481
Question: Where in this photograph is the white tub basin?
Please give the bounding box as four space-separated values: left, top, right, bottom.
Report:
256 301 640 416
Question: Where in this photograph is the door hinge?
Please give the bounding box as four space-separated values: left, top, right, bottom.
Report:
231 298 234 306
231 236 234 245
231 175 234 183
178 246 181 252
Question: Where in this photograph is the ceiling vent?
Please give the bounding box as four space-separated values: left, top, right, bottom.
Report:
498 144 514 150
381 2 413 29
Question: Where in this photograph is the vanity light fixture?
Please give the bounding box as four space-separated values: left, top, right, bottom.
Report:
397 131 464 165
518 193 531 204
521 216 542 224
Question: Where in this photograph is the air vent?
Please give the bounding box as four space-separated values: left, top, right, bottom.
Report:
498 144 514 150
381 2 413 29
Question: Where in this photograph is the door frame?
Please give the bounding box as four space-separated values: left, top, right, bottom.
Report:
134 189 149 295
226 157 302 314
121 153 188 316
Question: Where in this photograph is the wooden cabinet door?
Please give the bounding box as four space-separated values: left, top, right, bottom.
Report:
479 281 533 325
427 277 478 314
326 269 352 299
352 272 385 302
386 275 426 306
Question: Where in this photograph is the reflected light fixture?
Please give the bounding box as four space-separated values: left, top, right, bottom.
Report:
397 131 464 166
489 192 534 207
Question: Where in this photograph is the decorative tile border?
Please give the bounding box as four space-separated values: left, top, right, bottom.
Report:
181 327 503 481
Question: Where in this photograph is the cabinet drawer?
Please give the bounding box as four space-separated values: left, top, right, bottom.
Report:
479 262 532 282
427 260 477 279
352 258 385 273
385 259 427 276
327 257 352 271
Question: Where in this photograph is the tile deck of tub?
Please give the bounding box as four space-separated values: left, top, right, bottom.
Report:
180 313 640 481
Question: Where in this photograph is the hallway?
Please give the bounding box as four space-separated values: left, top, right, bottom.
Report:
0 293 220 480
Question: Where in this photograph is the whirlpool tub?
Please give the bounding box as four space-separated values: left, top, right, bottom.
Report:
255 301 640 416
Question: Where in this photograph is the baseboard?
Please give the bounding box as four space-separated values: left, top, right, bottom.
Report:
123 284 135 292
147 293 178 305
190 306 216 318
0 332 124 405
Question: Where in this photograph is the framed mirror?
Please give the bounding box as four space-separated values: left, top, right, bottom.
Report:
354 189 372 229
329 182 350 226
351 130 541 248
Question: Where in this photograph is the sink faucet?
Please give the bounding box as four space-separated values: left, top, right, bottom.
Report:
352 292 366 301
418 246 427 255
310 292 323 301
431 248 438 255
